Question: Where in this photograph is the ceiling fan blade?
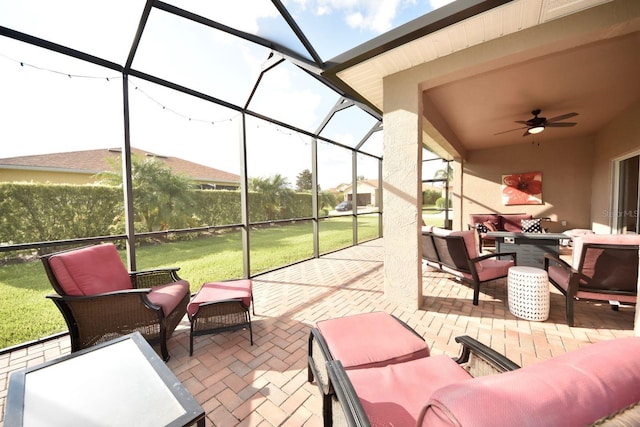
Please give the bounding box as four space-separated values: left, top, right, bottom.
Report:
494 126 527 135
546 112 578 123
546 122 577 127
523 129 531 137
514 120 528 125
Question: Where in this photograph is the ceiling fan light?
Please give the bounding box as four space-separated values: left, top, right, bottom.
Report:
528 125 545 134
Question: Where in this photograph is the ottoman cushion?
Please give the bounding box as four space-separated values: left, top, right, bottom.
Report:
317 311 430 370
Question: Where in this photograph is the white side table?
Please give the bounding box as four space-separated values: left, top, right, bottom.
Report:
508 266 550 321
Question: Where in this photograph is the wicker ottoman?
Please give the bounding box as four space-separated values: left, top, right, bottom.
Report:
187 280 254 356
508 266 550 321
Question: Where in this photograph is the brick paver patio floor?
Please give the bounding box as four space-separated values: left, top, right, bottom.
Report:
0 238 635 426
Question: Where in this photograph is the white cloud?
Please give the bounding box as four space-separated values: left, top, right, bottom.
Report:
429 0 455 9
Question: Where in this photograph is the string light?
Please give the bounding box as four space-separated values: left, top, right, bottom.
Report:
253 120 311 146
0 52 120 81
0 52 239 125
129 79 239 125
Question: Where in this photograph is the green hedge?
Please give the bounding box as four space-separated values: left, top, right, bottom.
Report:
0 183 315 244
0 183 121 244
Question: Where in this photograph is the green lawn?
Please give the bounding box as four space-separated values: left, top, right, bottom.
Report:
0 216 380 349
422 206 448 227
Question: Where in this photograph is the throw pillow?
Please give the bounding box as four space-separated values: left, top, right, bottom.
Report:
475 223 489 233
483 220 497 232
521 218 542 233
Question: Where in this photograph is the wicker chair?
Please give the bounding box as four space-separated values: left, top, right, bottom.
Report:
41 243 190 361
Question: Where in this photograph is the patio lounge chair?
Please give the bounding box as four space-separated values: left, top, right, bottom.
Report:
41 243 190 361
422 227 516 305
544 233 639 326
328 336 640 426
307 312 430 426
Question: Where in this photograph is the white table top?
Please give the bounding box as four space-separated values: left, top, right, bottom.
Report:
509 265 547 275
6 333 204 427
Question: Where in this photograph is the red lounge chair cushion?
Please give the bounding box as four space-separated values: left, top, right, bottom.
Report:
571 233 640 269
48 244 132 296
348 355 472 426
442 259 512 282
187 280 253 317
317 312 430 370
148 280 190 316
450 230 479 259
420 337 640 427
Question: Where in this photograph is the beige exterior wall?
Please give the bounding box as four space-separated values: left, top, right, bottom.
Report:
460 135 594 233
0 169 94 184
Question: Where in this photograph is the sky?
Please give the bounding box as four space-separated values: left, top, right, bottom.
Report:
0 0 452 189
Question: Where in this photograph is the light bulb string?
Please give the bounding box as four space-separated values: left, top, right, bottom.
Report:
0 51 239 124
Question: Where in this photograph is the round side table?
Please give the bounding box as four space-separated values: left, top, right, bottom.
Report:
507 266 550 321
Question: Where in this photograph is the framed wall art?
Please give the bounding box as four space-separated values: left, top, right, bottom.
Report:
502 171 542 205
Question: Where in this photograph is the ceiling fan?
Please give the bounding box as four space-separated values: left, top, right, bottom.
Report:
495 109 579 136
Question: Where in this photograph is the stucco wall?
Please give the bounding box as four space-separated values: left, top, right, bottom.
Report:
591 101 640 233
0 169 94 184
461 136 594 233
382 73 423 309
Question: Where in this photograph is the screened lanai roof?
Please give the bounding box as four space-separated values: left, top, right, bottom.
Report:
0 1 460 150
0 0 509 188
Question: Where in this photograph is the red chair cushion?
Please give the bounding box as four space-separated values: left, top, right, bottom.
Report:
187 279 252 317
348 355 472 426
148 280 190 316
316 312 430 370
420 337 640 426
48 244 132 296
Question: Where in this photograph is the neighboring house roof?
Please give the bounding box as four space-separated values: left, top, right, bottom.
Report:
422 183 442 192
0 148 240 185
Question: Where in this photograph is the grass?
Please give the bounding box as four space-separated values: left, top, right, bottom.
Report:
0 216 380 349
422 207 448 227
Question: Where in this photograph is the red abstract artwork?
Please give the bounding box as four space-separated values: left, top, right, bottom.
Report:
502 172 542 205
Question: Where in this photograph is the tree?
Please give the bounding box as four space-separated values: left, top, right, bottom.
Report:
98 155 196 232
249 174 293 220
318 190 337 215
295 169 313 192
434 163 453 181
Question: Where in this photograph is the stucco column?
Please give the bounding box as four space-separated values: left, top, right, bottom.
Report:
383 76 422 309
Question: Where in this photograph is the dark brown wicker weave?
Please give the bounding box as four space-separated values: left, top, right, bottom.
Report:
41 247 189 362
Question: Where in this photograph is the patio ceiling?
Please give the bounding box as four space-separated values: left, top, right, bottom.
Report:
323 0 640 158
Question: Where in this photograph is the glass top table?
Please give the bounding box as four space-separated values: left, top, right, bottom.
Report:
4 332 205 427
